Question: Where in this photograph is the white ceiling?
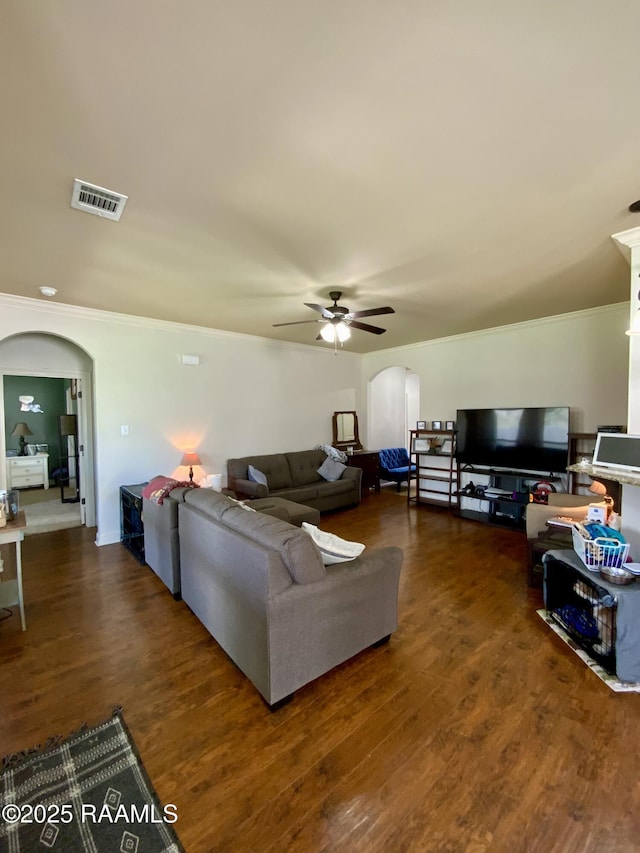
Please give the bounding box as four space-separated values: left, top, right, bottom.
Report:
1 1 638 353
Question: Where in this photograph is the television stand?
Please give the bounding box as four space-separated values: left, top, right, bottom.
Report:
455 468 561 531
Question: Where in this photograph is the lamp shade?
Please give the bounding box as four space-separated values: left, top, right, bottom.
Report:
181 451 201 468
11 422 33 437
180 450 202 484
589 480 607 497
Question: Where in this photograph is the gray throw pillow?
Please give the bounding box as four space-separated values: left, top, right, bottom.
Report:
317 456 347 483
247 464 268 487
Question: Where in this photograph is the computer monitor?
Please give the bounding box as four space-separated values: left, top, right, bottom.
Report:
592 432 640 472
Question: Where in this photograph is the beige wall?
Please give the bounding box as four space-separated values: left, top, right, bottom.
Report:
0 293 631 550
362 304 630 440
0 295 363 546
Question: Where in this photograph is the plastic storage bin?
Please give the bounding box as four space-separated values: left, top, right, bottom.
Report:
572 526 630 571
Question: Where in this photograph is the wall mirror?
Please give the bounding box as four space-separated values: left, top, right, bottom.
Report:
332 411 362 450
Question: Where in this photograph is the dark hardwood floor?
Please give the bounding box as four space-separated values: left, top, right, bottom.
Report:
2 489 639 852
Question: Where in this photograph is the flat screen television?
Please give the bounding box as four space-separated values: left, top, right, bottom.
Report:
456 406 570 473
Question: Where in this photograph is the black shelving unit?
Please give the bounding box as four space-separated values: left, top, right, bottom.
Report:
120 483 147 564
456 467 561 530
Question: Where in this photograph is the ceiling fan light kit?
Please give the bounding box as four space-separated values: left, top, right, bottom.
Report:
320 322 351 343
273 291 395 349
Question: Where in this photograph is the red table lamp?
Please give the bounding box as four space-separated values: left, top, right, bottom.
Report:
181 451 201 483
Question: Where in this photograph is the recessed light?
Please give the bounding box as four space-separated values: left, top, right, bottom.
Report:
629 200 640 213
39 286 57 297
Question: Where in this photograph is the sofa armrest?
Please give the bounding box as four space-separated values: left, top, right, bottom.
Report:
341 466 362 485
340 465 362 500
232 477 269 499
267 545 402 702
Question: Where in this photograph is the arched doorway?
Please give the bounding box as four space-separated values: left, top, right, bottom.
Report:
0 332 96 532
368 366 420 451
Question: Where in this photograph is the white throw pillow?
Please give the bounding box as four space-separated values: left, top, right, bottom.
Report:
302 522 365 565
247 464 268 487
317 456 347 482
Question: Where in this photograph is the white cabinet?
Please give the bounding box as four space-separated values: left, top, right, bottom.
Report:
6 454 49 489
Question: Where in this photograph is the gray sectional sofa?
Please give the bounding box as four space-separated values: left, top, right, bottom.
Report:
176 488 402 708
143 485 320 598
227 449 361 512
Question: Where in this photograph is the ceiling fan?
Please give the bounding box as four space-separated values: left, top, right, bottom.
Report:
273 291 395 343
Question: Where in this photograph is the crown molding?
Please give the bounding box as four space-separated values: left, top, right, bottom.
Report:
612 226 640 263
0 292 361 359
363 302 630 359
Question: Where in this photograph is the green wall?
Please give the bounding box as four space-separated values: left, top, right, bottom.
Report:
3 376 68 476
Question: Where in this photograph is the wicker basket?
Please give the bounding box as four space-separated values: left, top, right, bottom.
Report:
571 526 630 571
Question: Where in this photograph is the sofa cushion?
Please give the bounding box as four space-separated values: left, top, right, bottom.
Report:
184 488 238 521
317 456 347 482
312 478 354 497
272 485 319 504
286 450 326 487
221 509 326 584
301 522 365 565
236 454 292 491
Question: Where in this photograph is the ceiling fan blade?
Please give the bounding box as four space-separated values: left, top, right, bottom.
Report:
304 302 335 319
348 320 387 335
347 306 395 319
272 319 323 327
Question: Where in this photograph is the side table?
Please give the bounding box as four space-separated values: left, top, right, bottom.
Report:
0 511 28 630
528 525 573 588
120 484 147 564
346 450 381 494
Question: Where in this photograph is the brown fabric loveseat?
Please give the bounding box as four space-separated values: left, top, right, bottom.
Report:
227 449 361 512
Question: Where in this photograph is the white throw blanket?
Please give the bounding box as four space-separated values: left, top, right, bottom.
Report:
315 443 348 464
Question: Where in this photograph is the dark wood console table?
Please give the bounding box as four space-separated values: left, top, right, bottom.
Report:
347 450 380 493
120 483 147 564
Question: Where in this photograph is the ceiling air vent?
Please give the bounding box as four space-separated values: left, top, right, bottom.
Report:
71 179 128 221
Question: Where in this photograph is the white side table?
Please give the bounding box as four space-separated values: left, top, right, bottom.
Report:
6 454 49 490
0 511 27 630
